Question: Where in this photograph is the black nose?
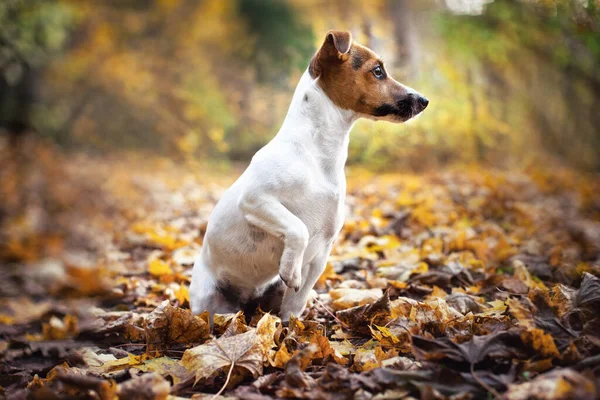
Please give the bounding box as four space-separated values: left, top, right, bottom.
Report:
418 96 429 109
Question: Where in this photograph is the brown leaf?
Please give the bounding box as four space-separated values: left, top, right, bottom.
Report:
446 292 485 315
55 366 118 400
411 329 531 366
504 368 597 400
117 372 171 400
336 291 393 335
144 300 210 355
136 356 191 385
42 315 79 340
573 272 600 322
180 313 278 385
182 329 263 385
284 344 318 389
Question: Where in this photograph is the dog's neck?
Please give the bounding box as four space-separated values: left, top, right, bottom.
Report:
276 70 357 178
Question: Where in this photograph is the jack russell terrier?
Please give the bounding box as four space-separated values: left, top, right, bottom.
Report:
190 30 428 322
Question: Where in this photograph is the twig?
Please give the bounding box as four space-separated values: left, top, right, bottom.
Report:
210 361 235 400
470 363 501 399
313 296 349 329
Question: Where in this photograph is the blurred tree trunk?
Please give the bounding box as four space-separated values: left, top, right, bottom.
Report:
0 59 39 145
388 0 420 79
466 68 485 162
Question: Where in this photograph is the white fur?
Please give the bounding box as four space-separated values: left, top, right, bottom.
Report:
190 69 408 321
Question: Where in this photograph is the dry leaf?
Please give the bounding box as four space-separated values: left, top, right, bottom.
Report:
145 300 210 355
504 368 597 400
181 313 278 385
117 372 171 400
329 288 384 310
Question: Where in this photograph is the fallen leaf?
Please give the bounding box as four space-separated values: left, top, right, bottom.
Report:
136 356 191 385
336 292 393 336
145 300 210 355
42 315 79 340
504 368 597 400
329 288 383 310
148 259 173 277
117 372 171 400
174 284 189 305
181 313 278 385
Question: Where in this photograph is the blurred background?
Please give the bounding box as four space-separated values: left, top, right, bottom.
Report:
1 0 599 170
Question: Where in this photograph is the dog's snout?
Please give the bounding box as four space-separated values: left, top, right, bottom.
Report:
418 96 429 110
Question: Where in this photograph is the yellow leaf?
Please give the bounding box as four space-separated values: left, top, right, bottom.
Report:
148 259 173 277
315 263 341 290
372 325 400 345
329 288 383 310
329 340 355 357
42 315 79 340
412 262 429 275
520 328 560 359
483 299 507 316
272 343 292 368
136 356 191 385
101 354 145 372
174 285 190 305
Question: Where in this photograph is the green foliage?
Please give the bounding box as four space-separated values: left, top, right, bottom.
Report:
237 0 315 82
0 0 73 67
0 0 72 132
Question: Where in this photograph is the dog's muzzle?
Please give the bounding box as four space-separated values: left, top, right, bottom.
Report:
396 92 429 120
373 92 429 121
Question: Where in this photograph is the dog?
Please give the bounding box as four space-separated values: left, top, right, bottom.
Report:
190 30 428 322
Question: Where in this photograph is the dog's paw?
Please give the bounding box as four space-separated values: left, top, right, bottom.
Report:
279 264 301 292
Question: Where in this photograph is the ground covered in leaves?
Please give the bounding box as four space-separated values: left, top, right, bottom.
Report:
1 139 600 399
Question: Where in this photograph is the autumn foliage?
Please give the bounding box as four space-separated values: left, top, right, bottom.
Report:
1 141 599 399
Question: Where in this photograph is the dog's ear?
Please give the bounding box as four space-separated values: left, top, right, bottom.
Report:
309 30 353 78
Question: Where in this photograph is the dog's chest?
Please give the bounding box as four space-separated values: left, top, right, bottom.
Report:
287 170 345 242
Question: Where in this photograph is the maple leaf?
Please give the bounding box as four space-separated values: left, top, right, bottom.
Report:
180 313 279 385
182 328 263 385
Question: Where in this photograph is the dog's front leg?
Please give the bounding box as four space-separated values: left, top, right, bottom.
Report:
238 193 308 292
280 242 333 321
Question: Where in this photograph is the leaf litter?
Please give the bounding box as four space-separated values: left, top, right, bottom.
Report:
1 144 600 399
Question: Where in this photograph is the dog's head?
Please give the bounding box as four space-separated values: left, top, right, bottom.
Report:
309 30 428 122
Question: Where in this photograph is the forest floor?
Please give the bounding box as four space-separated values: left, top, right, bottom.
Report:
1 138 600 400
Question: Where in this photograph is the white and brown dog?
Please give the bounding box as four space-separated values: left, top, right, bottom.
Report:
190 30 428 322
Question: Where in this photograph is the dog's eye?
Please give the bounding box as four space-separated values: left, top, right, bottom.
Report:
372 66 385 79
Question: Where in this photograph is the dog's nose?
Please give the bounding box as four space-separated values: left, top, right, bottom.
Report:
417 96 429 110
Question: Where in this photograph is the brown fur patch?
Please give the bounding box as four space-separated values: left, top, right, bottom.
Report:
309 31 413 118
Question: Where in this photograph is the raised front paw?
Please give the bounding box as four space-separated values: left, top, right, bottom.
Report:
279 260 302 292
